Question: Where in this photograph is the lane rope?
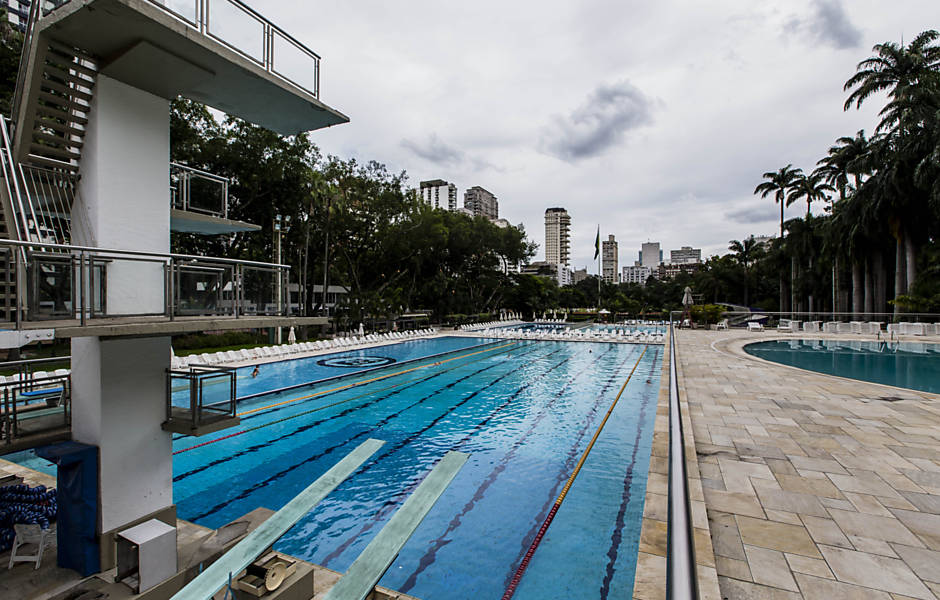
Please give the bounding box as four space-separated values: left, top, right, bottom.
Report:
501 344 649 599
173 341 521 455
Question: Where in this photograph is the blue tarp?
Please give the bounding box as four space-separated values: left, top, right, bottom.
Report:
36 441 99 576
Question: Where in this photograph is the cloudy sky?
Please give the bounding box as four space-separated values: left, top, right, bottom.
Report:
254 0 938 270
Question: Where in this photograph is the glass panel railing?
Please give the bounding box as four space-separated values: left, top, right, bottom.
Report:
272 30 317 95
206 0 265 64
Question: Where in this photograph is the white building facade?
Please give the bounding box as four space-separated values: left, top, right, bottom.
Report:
419 179 458 210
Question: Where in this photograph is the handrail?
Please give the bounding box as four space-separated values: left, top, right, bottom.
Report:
666 321 699 600
37 0 321 98
0 238 290 270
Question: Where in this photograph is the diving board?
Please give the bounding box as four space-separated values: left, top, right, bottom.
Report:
323 450 469 600
170 438 384 600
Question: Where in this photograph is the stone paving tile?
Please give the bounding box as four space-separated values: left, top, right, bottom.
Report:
677 330 940 600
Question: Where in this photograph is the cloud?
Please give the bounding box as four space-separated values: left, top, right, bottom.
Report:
726 204 780 225
400 133 464 166
784 0 862 49
540 80 654 161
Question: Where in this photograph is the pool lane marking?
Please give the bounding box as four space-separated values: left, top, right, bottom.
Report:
501 344 649 600
174 346 545 482
172 342 540 462
329 344 622 571
235 341 520 417
186 346 569 521
395 344 630 592
600 346 661 598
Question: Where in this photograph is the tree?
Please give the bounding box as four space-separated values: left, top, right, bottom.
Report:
755 164 802 312
728 237 763 307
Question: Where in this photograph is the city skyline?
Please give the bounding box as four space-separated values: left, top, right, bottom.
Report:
257 1 938 268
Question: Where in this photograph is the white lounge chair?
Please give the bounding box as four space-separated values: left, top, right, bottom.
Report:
8 523 54 570
747 322 764 332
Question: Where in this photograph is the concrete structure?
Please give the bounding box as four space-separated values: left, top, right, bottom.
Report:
418 179 457 211
521 260 568 286
572 268 589 284
544 207 570 275
670 246 702 265
2 0 60 31
2 0 349 567
463 186 498 220
622 265 652 285
638 241 662 269
602 234 618 284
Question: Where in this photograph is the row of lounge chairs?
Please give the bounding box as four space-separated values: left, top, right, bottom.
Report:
481 327 665 344
0 369 70 386
769 320 940 336
171 329 439 368
459 320 521 331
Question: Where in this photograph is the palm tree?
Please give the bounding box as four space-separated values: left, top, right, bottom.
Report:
728 236 763 307
788 170 834 218
754 164 802 239
845 30 940 310
755 164 801 313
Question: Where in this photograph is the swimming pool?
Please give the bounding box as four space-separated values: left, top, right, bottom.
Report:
745 339 940 394
10 337 662 598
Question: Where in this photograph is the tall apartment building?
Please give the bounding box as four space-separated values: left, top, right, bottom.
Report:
670 246 702 264
639 242 662 270
602 234 618 283
572 268 588 284
3 0 63 30
418 179 458 210
464 186 498 219
622 265 652 285
544 207 570 268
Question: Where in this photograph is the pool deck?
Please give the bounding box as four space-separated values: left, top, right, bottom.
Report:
677 329 940 599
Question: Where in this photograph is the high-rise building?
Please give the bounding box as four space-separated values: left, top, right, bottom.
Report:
602 234 618 283
544 207 570 268
622 265 652 285
572 268 588 284
418 179 458 210
670 246 702 265
2 0 63 31
464 186 498 219
639 242 661 270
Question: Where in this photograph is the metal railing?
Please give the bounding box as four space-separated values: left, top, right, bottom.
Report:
0 238 291 327
666 322 699 600
170 162 230 219
0 357 71 447
166 364 236 429
39 0 321 98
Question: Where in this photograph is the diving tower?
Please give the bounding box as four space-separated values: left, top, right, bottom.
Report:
0 0 350 572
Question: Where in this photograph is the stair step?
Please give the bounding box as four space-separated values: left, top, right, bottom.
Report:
32 130 83 151
35 104 89 126
24 153 79 172
46 40 98 67
37 91 91 114
44 63 97 88
40 78 94 103
32 115 85 138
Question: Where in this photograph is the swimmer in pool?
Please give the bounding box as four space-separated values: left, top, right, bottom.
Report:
251 365 260 378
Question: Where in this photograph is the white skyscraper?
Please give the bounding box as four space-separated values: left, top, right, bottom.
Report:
544 207 571 286
602 234 618 283
419 179 458 210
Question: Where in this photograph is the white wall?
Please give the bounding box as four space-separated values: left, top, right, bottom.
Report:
71 75 174 533
73 75 170 316
72 337 173 533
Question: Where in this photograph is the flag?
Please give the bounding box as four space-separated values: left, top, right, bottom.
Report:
593 226 600 260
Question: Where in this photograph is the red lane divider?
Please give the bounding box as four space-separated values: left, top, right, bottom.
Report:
501 345 649 599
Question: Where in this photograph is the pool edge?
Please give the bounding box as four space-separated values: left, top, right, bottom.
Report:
631 333 722 600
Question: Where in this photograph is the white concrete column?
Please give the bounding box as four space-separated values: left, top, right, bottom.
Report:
70 75 174 535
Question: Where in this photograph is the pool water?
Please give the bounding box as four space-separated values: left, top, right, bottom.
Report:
10 337 662 599
745 339 940 394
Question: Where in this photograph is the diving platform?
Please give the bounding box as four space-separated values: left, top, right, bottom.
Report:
170 438 385 600
324 450 469 600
